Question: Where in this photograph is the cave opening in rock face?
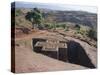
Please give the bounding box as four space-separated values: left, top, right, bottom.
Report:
67 41 95 68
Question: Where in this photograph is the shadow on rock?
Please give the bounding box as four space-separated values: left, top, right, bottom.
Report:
67 40 95 68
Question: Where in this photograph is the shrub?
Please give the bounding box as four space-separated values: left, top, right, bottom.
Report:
56 24 60 28
75 26 86 36
75 24 80 30
44 23 53 29
44 23 67 30
55 23 66 29
15 9 22 16
64 26 69 31
61 24 66 29
88 29 97 40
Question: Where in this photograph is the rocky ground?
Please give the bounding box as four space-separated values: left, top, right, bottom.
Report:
13 29 97 73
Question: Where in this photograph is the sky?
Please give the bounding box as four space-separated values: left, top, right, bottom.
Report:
14 1 97 13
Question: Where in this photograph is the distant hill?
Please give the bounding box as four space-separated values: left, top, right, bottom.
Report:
13 8 97 29
42 10 97 28
11 2 97 29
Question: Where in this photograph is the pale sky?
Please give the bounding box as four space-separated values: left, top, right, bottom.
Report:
15 1 97 13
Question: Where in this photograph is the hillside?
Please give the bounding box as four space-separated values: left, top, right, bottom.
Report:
13 8 97 29
13 30 96 73
42 9 97 28
11 2 97 73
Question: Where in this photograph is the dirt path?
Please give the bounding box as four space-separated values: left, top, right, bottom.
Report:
15 30 47 41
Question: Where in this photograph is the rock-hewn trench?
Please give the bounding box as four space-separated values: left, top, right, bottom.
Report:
32 38 95 68
67 41 95 68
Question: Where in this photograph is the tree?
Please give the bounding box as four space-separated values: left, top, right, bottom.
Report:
25 8 43 29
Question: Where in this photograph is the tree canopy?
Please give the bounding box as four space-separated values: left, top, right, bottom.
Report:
25 8 43 29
